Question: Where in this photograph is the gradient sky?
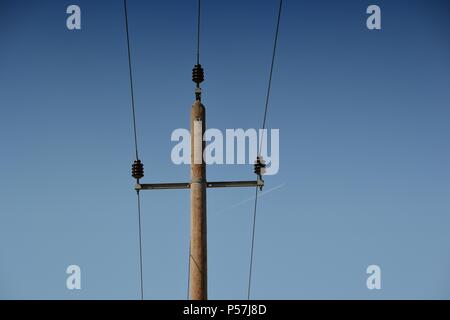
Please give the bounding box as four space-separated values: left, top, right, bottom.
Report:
1 0 450 299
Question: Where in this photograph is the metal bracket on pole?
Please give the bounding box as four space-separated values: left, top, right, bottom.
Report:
206 179 264 189
135 179 264 192
135 182 191 191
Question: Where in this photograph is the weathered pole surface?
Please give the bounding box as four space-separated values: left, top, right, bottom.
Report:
189 99 207 300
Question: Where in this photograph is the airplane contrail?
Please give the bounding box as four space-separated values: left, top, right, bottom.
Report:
213 183 286 216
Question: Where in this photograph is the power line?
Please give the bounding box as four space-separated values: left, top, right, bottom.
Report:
248 0 283 300
196 0 201 65
136 192 145 300
124 0 139 161
247 187 259 300
187 241 191 299
123 0 144 300
259 0 283 155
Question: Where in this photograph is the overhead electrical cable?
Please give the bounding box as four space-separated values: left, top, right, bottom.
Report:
248 0 283 300
124 0 145 300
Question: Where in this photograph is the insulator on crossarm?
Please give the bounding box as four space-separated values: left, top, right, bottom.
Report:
254 156 266 177
132 159 144 180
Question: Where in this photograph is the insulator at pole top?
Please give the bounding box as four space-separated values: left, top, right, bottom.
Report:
192 64 204 85
192 64 205 100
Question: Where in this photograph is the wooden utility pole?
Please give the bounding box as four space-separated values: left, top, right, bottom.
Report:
189 99 207 299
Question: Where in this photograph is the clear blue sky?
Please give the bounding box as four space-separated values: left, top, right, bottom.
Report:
1 0 450 299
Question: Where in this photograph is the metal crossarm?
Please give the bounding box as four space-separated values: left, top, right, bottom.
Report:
135 179 264 191
135 182 191 191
